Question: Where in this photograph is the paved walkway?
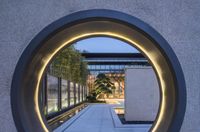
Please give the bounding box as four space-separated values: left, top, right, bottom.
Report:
55 104 150 132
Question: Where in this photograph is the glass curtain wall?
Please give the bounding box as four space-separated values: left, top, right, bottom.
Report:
75 83 79 104
61 79 68 109
83 86 85 101
80 85 83 102
44 74 87 118
47 74 59 114
70 82 75 106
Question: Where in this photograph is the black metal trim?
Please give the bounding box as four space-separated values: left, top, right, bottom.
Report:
81 85 84 102
78 84 80 103
67 80 70 107
58 77 62 111
87 62 148 65
44 75 48 115
73 82 76 105
81 53 145 58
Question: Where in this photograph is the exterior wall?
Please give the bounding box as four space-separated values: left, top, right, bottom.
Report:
0 0 200 131
124 67 159 121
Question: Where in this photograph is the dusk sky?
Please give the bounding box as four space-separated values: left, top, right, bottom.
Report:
74 37 139 53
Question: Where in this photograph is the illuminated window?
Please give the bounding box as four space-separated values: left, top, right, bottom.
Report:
75 83 79 104
70 82 74 106
61 79 68 109
47 75 58 114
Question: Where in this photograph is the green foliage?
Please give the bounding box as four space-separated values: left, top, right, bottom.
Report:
49 45 88 85
93 73 116 99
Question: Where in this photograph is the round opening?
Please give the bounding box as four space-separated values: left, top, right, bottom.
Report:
43 36 160 131
11 9 186 132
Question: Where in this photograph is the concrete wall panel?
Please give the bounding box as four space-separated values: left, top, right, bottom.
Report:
124 67 159 121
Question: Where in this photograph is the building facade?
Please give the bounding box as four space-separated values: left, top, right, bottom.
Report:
0 1 200 131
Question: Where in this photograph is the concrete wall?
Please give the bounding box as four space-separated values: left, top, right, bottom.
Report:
0 0 200 131
124 67 159 121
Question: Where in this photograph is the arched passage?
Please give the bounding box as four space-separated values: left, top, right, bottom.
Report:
11 9 186 132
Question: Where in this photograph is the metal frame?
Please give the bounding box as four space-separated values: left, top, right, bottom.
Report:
82 53 145 58
45 75 60 118
58 77 62 111
81 85 84 102
67 80 70 106
44 74 85 120
11 9 186 132
78 84 80 103
73 82 76 105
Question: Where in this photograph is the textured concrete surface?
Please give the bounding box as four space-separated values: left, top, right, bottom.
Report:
0 0 200 131
125 68 159 121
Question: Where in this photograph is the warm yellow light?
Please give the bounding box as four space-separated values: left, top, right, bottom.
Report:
35 32 166 131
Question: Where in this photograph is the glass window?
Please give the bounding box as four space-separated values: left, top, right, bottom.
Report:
96 65 100 69
61 79 68 109
70 82 74 106
76 83 79 104
47 74 59 114
80 85 83 102
88 65 92 70
85 86 88 97
83 86 85 100
110 65 115 69
91 65 94 69
103 65 106 69
107 65 110 69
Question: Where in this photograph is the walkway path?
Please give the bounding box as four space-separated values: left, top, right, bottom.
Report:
55 104 150 132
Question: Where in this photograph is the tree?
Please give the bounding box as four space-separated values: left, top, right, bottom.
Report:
93 73 116 100
109 73 125 97
49 45 88 85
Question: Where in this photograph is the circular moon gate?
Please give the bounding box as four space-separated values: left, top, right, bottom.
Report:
11 10 186 132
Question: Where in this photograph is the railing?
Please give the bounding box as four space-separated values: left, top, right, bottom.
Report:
40 74 88 120
47 103 88 130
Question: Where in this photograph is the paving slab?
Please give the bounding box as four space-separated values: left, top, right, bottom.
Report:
55 104 150 132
